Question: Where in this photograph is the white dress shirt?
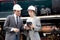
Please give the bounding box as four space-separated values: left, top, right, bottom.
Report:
14 14 20 24
11 14 19 31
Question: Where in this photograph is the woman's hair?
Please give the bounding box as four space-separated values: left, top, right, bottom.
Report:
32 10 37 16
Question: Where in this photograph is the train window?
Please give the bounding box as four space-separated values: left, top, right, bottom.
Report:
26 0 49 1
0 0 13 2
0 2 13 18
17 0 48 1
0 2 13 12
17 0 27 1
52 0 60 15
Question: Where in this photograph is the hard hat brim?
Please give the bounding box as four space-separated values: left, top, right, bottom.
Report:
13 8 22 10
27 9 35 11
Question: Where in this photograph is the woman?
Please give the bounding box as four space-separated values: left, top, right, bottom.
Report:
24 5 41 40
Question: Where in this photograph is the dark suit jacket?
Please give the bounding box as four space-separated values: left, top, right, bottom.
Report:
4 14 23 40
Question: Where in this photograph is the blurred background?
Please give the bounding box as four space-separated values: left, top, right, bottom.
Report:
0 0 60 40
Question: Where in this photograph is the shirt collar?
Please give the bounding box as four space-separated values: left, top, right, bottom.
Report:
14 14 17 18
14 14 20 21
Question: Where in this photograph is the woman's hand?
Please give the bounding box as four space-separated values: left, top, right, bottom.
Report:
25 26 30 30
24 24 30 30
30 25 34 29
54 27 58 30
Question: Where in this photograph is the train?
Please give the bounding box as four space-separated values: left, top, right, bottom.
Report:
0 0 60 40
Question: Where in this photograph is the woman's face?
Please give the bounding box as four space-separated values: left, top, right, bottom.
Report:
28 10 35 17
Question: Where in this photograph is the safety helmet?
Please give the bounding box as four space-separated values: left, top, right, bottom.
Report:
28 5 36 11
13 4 22 10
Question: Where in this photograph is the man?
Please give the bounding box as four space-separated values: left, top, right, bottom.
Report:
4 4 23 40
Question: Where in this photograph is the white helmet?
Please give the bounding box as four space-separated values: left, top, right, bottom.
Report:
28 5 36 11
13 4 22 10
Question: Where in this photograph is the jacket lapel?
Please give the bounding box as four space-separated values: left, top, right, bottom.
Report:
33 17 37 27
12 15 17 26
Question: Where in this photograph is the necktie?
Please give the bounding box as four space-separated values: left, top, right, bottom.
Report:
15 16 19 40
16 16 18 26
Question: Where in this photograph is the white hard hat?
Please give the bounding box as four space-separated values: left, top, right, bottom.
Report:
13 4 22 10
28 5 36 11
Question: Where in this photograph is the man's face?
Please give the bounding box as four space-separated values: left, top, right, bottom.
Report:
14 10 21 16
